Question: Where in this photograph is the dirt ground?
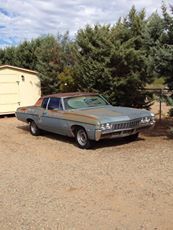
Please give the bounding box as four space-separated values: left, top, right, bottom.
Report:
0 117 173 230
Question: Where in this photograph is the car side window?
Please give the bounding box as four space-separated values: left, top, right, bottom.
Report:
48 98 63 110
41 98 49 109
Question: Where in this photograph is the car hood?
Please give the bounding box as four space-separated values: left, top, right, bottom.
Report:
71 105 152 123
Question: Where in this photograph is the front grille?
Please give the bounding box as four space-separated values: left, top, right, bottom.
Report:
113 119 140 130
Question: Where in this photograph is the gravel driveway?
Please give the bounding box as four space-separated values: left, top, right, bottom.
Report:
0 117 173 230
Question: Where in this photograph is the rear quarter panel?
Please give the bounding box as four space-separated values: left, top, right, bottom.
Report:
15 106 42 124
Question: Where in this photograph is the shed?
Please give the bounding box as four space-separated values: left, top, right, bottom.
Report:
0 65 41 115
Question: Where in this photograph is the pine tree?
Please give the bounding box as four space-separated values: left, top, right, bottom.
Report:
74 7 153 108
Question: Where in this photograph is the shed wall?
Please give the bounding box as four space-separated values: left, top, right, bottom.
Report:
0 68 41 114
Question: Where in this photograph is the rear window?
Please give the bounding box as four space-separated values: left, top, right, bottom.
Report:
48 98 63 110
41 98 49 109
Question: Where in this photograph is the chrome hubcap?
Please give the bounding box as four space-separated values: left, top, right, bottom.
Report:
77 130 87 146
31 122 37 134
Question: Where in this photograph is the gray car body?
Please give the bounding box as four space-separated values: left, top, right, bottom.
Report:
15 93 155 141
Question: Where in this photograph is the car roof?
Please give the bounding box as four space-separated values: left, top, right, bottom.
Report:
42 92 98 99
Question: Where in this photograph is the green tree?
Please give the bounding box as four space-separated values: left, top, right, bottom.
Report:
14 39 41 70
74 7 153 108
35 35 62 94
144 12 164 80
58 66 77 92
74 25 113 94
0 48 5 64
0 46 16 65
154 4 173 90
56 32 77 92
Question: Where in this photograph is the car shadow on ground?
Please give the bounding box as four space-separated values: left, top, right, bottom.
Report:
17 124 75 146
17 124 146 149
0 114 15 119
92 136 145 149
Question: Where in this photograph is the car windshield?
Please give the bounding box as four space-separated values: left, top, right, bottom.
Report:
64 95 109 110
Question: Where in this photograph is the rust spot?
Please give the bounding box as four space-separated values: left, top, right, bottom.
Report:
47 110 97 125
20 108 27 112
42 92 98 99
63 112 98 125
65 111 97 120
49 110 59 113
34 98 43 107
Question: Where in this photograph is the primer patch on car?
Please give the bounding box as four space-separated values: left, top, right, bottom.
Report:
76 108 122 117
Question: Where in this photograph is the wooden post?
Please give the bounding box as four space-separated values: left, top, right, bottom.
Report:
159 89 162 122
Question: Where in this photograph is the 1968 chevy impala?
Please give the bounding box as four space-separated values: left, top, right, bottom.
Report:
15 92 155 148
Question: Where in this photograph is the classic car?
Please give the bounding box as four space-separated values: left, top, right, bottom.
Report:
15 92 155 148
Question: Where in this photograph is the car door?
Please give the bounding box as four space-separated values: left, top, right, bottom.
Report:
35 97 49 130
39 97 68 135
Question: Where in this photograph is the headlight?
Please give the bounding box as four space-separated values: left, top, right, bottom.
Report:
140 114 155 125
100 123 113 130
140 117 150 124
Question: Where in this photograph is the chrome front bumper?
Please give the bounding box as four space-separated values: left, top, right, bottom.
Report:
95 123 155 141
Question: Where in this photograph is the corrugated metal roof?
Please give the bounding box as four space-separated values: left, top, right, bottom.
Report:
0 65 38 74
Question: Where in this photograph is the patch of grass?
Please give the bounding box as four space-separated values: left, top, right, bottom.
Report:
146 77 165 89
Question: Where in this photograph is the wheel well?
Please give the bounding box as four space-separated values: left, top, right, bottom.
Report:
71 125 85 136
26 118 33 123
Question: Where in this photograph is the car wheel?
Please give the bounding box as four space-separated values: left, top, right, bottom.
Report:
125 132 139 142
75 128 91 149
29 121 40 136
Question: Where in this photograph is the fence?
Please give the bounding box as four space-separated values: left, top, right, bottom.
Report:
144 88 173 121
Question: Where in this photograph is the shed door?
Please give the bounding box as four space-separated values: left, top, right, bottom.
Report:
0 77 20 114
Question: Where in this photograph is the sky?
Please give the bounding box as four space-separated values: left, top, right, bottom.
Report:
0 0 170 48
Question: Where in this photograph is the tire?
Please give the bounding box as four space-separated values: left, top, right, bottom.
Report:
29 120 40 136
125 132 139 142
75 128 92 149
